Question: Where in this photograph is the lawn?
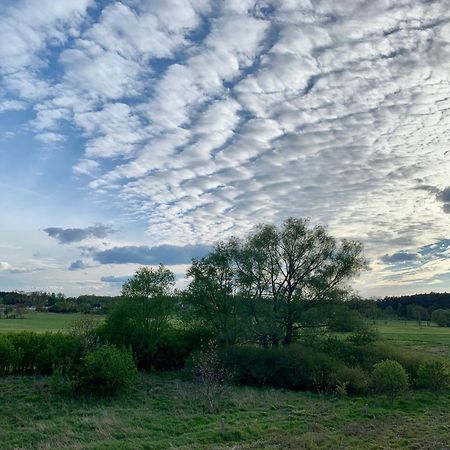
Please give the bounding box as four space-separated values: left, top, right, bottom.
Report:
374 320 450 358
0 312 101 334
0 373 449 450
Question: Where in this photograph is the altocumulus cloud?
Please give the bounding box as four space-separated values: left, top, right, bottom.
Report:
44 225 115 244
93 244 212 265
2 0 450 295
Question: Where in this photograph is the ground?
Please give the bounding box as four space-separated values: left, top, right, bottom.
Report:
0 373 449 450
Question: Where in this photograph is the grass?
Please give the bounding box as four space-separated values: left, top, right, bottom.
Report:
0 315 449 448
0 312 102 334
0 372 449 449
373 320 450 359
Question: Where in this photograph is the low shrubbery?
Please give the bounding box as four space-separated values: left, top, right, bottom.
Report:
71 346 137 397
0 332 81 375
371 360 409 402
222 344 346 392
417 360 449 391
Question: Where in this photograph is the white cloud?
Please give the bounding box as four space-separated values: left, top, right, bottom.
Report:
2 0 450 295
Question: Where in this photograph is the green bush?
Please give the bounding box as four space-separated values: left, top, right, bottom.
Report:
336 366 370 394
0 332 81 376
0 336 18 376
222 345 344 392
371 360 409 401
100 310 211 371
73 346 137 397
417 360 449 391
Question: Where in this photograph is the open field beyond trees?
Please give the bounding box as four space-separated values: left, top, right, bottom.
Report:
0 312 101 334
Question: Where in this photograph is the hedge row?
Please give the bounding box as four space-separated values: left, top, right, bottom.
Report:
0 332 81 376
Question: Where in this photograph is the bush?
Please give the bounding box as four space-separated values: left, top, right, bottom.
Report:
0 332 81 376
371 360 409 402
0 336 18 376
417 360 449 391
73 346 137 397
336 366 370 395
222 344 344 392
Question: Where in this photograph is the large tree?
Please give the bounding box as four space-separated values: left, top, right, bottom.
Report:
121 264 176 335
187 218 367 346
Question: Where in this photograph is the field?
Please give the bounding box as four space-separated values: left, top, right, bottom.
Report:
373 320 450 359
0 312 100 334
0 314 449 449
0 372 449 450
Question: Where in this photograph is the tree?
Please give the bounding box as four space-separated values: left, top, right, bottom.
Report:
122 265 176 335
186 244 244 346
233 218 367 345
431 309 450 327
187 218 367 346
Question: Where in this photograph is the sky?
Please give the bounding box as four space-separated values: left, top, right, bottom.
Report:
1 0 450 297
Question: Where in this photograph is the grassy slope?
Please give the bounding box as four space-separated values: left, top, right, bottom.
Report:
0 312 102 334
1 373 449 450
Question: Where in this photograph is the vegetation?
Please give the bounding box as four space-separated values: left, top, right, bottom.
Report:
371 360 409 403
0 218 448 448
0 373 449 450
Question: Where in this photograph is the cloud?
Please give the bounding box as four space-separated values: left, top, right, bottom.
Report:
381 251 421 264
3 1 450 295
44 224 115 244
101 275 131 284
93 244 212 265
436 187 450 213
68 260 89 271
0 261 12 271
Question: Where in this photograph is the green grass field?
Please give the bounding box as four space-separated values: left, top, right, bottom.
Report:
0 373 449 450
374 320 450 358
0 312 101 334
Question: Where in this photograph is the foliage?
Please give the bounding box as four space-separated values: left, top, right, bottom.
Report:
335 366 370 394
187 218 367 346
371 360 409 402
72 346 137 397
222 344 344 392
0 332 81 375
431 309 450 327
417 360 449 391
121 265 176 337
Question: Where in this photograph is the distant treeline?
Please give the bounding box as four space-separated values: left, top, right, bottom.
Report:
0 291 120 314
377 292 450 318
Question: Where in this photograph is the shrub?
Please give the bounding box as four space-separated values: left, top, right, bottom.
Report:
371 360 409 402
1 332 81 376
336 366 370 395
361 343 425 386
0 336 18 376
73 346 137 397
417 360 449 391
222 344 344 392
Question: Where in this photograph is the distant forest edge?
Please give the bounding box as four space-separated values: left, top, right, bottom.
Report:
0 291 120 315
1 290 450 326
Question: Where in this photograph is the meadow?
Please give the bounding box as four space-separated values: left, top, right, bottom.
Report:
0 314 449 449
0 312 100 334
